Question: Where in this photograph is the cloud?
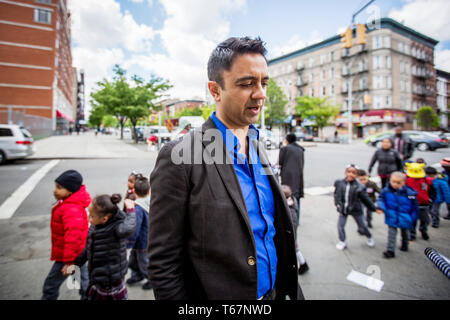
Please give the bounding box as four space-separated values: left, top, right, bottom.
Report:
388 0 450 41
435 49 450 72
269 31 323 58
124 0 247 99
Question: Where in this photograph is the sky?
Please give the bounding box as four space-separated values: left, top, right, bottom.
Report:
67 0 450 114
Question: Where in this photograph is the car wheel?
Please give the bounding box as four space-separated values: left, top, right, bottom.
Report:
375 141 382 148
417 143 429 151
0 150 6 165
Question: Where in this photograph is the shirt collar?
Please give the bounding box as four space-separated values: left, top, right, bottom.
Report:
210 111 260 154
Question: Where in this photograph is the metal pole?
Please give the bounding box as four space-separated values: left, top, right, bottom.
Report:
348 77 353 144
158 112 161 151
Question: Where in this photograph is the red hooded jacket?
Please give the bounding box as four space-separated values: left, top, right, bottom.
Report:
50 185 91 263
406 177 433 205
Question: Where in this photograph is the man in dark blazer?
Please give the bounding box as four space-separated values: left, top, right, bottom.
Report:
279 133 305 205
148 37 303 300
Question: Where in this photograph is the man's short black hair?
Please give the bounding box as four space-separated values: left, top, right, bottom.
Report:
207 37 267 89
134 177 150 197
286 133 296 144
425 166 437 175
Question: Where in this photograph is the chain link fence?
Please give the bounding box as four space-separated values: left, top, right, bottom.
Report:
0 109 53 139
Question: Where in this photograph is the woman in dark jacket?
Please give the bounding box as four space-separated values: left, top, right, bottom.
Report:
368 138 403 188
64 194 136 300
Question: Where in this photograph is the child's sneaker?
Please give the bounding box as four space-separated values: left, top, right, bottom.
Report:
383 251 395 258
421 231 429 240
366 237 375 247
298 262 309 275
336 241 347 250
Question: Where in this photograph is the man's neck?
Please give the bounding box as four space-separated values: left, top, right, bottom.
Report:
215 111 250 155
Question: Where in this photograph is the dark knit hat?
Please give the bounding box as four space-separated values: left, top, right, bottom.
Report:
55 170 83 193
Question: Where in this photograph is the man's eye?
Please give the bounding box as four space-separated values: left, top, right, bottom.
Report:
240 83 252 87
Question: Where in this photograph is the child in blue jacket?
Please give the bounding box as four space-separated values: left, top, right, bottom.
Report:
376 172 418 259
126 176 151 290
425 166 450 228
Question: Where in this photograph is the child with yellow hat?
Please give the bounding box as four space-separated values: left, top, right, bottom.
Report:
405 162 435 241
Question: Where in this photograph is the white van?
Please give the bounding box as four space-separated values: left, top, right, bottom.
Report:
0 124 35 164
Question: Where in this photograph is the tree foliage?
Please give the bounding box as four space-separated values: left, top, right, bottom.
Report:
416 106 439 130
295 96 340 137
201 104 216 120
175 105 203 118
264 79 287 126
90 64 171 142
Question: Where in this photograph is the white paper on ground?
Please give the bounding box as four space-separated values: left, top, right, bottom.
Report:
346 270 384 292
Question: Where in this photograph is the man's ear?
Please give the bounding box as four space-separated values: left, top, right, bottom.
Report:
208 81 221 102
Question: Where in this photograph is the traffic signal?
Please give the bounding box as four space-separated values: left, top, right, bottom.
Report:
356 24 367 45
341 27 353 48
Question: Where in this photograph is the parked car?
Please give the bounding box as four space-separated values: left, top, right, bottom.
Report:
364 131 393 146
294 128 314 142
368 130 448 151
403 130 449 151
0 124 35 164
146 126 172 143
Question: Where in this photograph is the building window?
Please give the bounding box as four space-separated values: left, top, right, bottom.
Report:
412 47 416 57
373 76 383 89
400 80 405 92
330 51 334 62
404 44 410 55
309 73 313 82
374 96 382 109
386 76 392 89
386 96 392 107
320 54 326 65
373 56 382 69
386 56 391 69
322 86 326 96
34 8 51 24
359 98 364 110
405 80 410 92
309 57 314 67
330 67 335 78
398 42 404 52
405 62 409 75
309 87 314 97
320 69 325 80
383 36 391 48
359 78 367 90
331 84 335 95
400 61 404 73
373 36 381 49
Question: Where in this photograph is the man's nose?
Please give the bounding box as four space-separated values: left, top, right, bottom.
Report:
252 83 266 101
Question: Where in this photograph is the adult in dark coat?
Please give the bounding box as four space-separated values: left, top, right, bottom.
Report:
368 138 403 188
279 133 305 201
148 37 302 300
390 126 414 160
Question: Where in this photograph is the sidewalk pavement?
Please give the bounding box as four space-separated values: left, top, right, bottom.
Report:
29 131 155 159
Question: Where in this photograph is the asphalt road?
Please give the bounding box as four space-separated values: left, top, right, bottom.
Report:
0 137 449 300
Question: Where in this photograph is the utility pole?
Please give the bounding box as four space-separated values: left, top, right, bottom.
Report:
340 0 373 144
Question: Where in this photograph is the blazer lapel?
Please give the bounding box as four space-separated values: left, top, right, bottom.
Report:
201 119 251 232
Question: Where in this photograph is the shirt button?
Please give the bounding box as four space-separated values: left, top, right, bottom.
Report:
247 256 256 266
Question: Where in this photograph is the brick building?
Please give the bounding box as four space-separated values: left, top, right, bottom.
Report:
0 0 75 137
268 18 439 138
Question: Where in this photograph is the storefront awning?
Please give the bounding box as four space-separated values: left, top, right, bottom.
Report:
56 110 74 123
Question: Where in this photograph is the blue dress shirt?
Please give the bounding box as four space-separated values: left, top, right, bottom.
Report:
210 112 277 298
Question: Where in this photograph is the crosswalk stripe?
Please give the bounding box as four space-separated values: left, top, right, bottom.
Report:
0 160 60 219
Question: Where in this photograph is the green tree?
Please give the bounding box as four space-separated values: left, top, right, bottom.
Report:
102 114 118 128
87 105 105 130
90 65 171 142
416 106 439 130
175 105 203 118
295 96 340 138
201 104 216 120
264 79 287 126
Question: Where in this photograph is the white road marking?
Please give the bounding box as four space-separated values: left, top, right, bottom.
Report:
347 269 384 292
0 160 60 219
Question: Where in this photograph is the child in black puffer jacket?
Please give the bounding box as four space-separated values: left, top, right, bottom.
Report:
64 194 136 300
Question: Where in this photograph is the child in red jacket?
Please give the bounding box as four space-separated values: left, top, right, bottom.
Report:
41 170 91 300
405 163 435 241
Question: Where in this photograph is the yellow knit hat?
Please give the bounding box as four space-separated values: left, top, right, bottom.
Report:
405 162 425 178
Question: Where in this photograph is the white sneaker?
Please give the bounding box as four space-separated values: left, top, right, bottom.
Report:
336 241 347 250
367 237 375 247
